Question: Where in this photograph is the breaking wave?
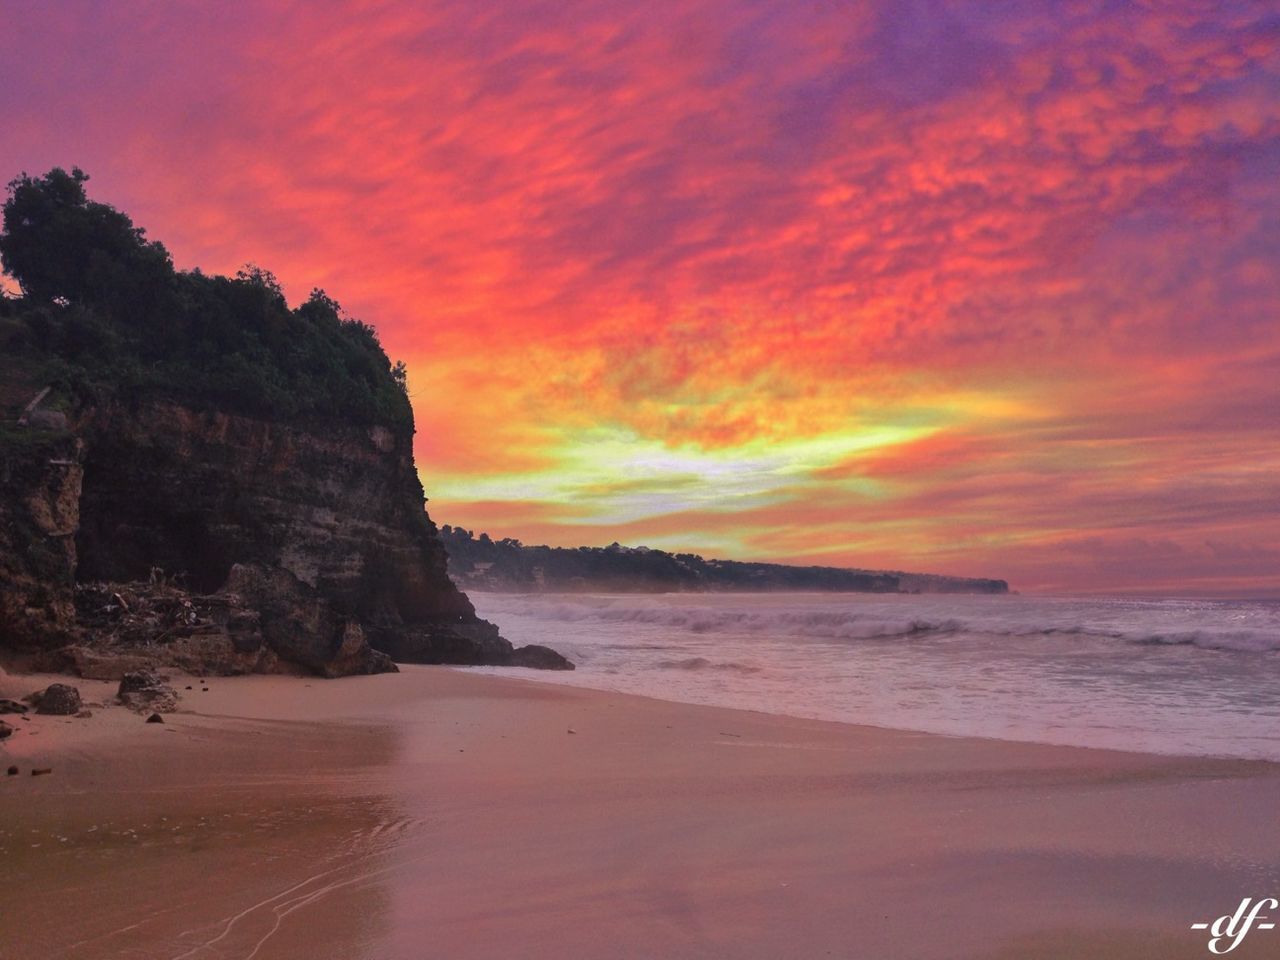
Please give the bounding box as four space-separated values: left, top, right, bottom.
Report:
484 595 1280 653
655 657 763 674
1125 630 1280 652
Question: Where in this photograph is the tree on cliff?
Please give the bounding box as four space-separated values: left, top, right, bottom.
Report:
0 168 172 308
1 168 413 428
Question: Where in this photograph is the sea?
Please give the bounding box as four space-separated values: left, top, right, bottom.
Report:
467 592 1280 761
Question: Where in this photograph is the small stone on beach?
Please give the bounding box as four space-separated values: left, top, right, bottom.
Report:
146 713 164 724
34 683 82 716
31 768 52 777
6 765 17 776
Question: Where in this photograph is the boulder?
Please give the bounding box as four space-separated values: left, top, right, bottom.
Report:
117 670 180 713
33 683 83 715
118 669 163 694
373 620 574 670
509 644 576 670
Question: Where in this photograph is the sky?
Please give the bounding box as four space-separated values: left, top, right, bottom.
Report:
2 0 1278 595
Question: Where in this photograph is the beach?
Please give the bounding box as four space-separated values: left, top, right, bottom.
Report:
3 664 1278 959
3 2 1277 957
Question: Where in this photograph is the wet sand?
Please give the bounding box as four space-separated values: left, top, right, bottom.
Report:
2 665 1279 959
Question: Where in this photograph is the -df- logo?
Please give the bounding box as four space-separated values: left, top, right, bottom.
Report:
1192 897 1279 954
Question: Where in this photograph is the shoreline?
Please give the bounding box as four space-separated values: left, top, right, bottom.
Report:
4 665 1279 959
469 591 1280 763
458 664 1280 766
496 666 1274 768
5 661 1276 768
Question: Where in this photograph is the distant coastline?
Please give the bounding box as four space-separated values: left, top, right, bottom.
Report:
439 526 1009 595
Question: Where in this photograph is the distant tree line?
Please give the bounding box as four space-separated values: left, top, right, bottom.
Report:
440 527 1010 594
438 526 906 593
0 168 411 427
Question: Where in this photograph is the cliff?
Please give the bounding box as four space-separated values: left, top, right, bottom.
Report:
440 527 1009 595
0 168 570 676
71 397 549 669
0 426 83 648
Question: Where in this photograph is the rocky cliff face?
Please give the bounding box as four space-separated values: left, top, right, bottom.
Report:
78 399 476 621
0 430 83 648
0 169 570 676
0 395 571 676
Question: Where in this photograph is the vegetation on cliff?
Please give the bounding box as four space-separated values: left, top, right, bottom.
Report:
0 167 571 674
1 167 411 428
439 527 1009 594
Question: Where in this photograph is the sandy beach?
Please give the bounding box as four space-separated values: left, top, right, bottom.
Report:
2 665 1278 960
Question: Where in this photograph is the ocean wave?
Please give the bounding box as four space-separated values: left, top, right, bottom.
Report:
655 657 763 674
496 600 966 641
483 596 1280 653
1124 630 1280 652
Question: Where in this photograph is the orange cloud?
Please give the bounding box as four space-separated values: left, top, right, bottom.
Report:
2 0 1277 593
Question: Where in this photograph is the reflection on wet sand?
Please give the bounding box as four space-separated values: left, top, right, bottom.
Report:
5 666 1280 960
1 719 404 960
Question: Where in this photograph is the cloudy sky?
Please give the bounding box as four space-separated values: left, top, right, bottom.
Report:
3 0 1277 594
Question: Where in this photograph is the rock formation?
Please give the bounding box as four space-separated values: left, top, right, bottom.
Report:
32 683 82 715
117 671 180 713
0 391 572 675
0 167 571 677
0 429 83 648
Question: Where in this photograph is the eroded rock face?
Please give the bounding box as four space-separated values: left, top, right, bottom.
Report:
221 563 396 678
2 396 569 675
0 431 83 648
75 401 476 619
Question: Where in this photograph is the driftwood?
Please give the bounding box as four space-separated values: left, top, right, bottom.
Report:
17 386 52 425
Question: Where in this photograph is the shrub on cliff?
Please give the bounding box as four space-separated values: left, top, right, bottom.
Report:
1 168 411 429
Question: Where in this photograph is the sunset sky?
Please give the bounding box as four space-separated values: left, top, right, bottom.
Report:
3 1 1278 594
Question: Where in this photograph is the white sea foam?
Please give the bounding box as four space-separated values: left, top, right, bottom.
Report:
467 592 1280 760
485 593 1280 651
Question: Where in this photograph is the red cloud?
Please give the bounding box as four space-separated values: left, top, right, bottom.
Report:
2 0 1276 593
